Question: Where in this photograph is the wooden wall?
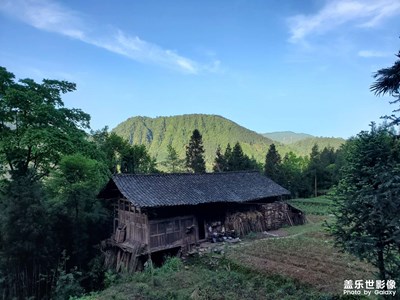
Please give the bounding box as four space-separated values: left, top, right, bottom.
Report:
114 199 148 245
149 216 196 251
113 199 197 253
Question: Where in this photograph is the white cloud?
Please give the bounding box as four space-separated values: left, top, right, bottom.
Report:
288 0 400 43
358 50 391 58
0 0 210 74
0 0 87 40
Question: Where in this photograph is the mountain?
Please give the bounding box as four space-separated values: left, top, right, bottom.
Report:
262 131 314 145
112 114 346 169
113 114 277 169
287 137 345 157
263 131 345 157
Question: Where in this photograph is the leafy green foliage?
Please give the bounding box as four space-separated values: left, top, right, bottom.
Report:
160 144 185 172
46 154 110 270
329 126 400 281
0 68 113 299
286 137 345 157
371 49 400 125
91 129 158 174
0 66 90 179
213 143 260 172
280 152 310 198
305 144 341 197
0 176 55 299
120 144 158 174
185 129 206 173
52 251 84 300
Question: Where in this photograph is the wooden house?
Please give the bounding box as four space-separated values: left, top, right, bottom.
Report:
98 171 304 272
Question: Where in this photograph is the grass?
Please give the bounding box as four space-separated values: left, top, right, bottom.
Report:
227 196 376 295
76 256 334 300
288 196 334 215
76 197 376 299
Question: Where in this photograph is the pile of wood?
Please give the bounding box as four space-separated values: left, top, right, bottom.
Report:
224 202 305 236
225 210 267 236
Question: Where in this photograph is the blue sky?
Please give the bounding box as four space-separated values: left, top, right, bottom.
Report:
0 0 399 138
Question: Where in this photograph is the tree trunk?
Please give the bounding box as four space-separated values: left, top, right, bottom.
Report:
377 247 386 283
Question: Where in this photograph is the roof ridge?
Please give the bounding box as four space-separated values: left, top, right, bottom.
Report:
113 171 260 178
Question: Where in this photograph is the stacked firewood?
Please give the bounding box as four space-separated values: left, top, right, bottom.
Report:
225 210 267 236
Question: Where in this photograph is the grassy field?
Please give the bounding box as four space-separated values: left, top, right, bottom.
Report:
76 197 376 299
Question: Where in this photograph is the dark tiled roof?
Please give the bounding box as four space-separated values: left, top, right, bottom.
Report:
105 171 290 208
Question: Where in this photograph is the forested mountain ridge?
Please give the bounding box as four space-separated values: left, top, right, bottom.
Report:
263 131 345 156
112 114 277 168
286 137 345 156
113 114 345 168
262 131 314 144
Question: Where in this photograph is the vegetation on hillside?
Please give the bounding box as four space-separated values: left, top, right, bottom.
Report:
264 143 343 198
262 131 314 144
213 142 261 172
113 114 278 168
286 137 345 157
113 115 345 170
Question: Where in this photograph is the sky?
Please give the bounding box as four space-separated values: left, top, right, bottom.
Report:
0 0 399 138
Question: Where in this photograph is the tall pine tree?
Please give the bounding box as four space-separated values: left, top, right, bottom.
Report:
228 142 247 171
163 144 185 173
213 145 227 172
264 143 282 182
185 129 206 173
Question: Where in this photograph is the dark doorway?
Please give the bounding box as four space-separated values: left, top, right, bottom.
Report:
197 217 205 240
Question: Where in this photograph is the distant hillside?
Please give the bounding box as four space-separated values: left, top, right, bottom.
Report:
287 137 345 157
113 114 347 169
262 131 314 144
113 114 277 169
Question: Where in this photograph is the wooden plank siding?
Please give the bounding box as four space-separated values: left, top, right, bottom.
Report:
148 216 197 251
115 199 148 245
113 198 198 253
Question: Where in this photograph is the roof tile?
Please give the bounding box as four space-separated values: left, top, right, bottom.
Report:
110 171 290 208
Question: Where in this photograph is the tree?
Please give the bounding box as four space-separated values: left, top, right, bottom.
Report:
0 176 55 299
329 125 400 282
307 144 320 197
264 144 282 182
224 143 232 170
47 154 110 271
120 144 158 174
280 152 309 198
0 67 90 180
162 144 185 173
0 67 95 299
213 145 227 172
228 142 246 171
91 129 158 174
185 129 206 173
371 49 400 125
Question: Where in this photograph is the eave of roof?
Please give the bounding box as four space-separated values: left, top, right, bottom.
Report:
101 171 290 208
